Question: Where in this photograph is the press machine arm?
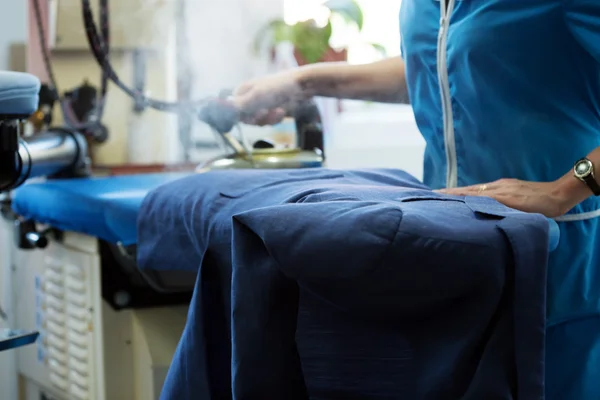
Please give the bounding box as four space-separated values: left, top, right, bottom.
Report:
0 122 89 193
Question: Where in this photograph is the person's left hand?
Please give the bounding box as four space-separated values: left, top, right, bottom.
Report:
436 178 570 218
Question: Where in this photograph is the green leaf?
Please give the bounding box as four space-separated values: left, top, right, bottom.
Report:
369 43 387 57
323 0 364 31
292 21 332 63
253 1 366 62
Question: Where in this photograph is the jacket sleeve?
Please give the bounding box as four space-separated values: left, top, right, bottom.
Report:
564 0 600 62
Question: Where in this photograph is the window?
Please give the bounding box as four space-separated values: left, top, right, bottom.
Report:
283 0 401 64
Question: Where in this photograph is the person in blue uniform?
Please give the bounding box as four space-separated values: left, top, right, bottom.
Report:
232 1 600 398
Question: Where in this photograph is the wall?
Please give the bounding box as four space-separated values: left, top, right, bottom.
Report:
327 102 425 180
46 51 180 165
0 0 27 70
25 0 283 165
27 0 181 165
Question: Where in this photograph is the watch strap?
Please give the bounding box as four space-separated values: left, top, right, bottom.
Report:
583 174 600 196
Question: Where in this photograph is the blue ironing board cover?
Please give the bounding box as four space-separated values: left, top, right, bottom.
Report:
136 168 556 399
0 71 40 116
11 173 190 245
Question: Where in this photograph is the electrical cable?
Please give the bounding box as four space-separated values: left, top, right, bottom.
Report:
98 0 110 113
36 0 242 147
31 0 109 131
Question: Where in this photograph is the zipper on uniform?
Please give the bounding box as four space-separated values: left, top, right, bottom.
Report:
436 0 457 188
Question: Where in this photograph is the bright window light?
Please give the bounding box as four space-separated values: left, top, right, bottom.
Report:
283 0 402 64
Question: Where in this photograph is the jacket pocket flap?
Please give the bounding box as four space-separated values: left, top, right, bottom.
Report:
220 170 344 198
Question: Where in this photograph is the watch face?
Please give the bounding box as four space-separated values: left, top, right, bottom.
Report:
575 159 593 179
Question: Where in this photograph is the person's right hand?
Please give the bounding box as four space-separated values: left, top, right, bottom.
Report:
231 69 306 126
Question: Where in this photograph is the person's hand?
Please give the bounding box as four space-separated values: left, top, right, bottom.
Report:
231 70 306 126
436 178 577 218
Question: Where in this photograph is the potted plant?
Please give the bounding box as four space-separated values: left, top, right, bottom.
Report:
254 0 385 66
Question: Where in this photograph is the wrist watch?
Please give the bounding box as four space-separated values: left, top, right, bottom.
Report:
574 158 600 196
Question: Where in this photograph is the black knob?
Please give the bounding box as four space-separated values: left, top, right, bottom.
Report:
87 123 109 144
66 81 99 122
25 232 48 249
14 220 51 250
253 139 276 149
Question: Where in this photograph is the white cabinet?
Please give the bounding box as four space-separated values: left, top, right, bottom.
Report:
13 234 107 400
0 218 18 400
11 231 186 400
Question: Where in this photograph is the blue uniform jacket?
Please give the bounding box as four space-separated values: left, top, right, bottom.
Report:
138 169 550 399
400 1 600 397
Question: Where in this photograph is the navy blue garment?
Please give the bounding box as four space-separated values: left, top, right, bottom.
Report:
137 168 551 399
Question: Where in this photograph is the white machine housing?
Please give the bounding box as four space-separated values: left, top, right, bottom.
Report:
7 227 187 400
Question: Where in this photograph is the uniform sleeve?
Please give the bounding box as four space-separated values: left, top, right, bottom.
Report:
564 0 600 63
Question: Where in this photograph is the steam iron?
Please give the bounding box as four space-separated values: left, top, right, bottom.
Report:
196 93 325 171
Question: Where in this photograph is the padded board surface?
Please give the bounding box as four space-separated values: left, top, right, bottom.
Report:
0 71 40 116
12 173 191 245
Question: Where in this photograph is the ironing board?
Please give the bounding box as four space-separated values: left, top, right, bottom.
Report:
12 173 191 245
0 71 41 352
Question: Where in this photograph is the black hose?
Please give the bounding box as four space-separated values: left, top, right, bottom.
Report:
31 0 109 129
80 0 208 114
